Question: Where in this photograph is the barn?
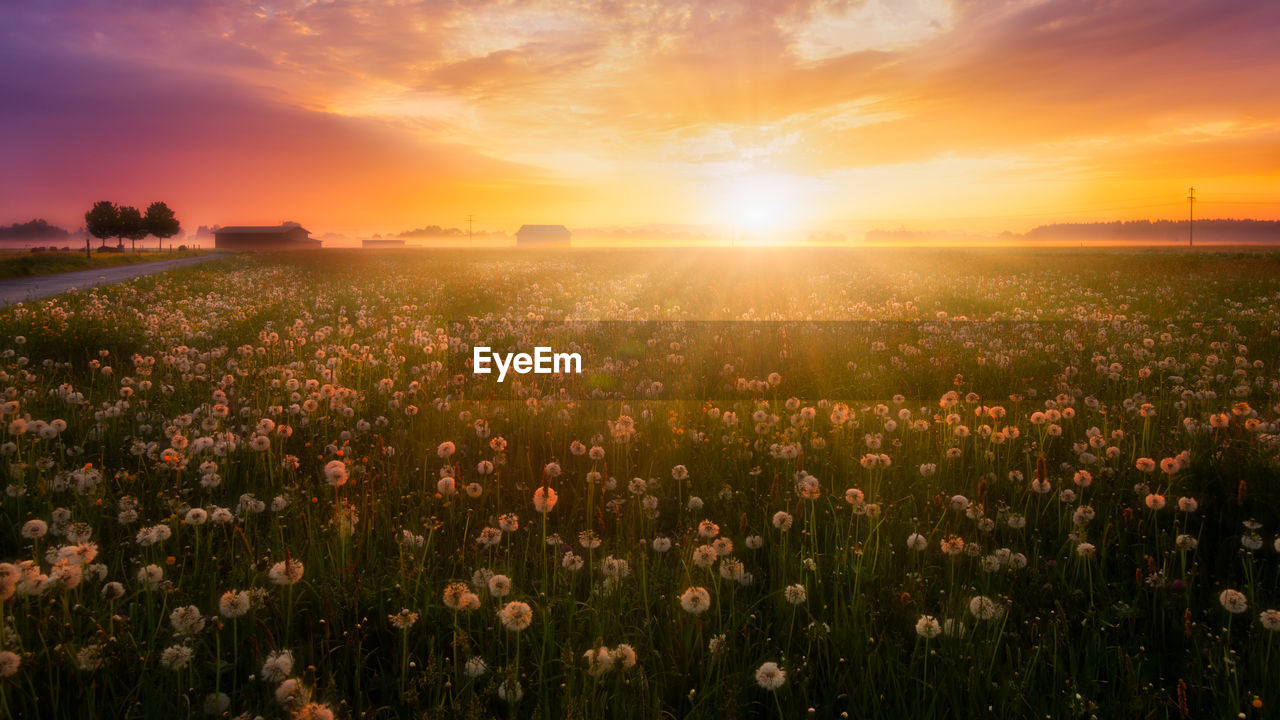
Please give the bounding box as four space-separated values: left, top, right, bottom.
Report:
213 222 321 250
515 225 571 247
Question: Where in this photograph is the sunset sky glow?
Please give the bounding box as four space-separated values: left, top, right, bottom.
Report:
2 0 1279 238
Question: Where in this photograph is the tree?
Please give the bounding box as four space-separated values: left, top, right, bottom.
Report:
117 205 147 251
84 201 119 250
144 201 181 251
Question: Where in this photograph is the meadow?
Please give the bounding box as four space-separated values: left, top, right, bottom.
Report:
0 249 205 281
1 247 1280 719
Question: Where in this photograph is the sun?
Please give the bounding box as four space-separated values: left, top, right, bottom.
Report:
712 173 808 234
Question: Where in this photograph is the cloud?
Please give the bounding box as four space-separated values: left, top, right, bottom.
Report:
2 0 1279 230
0 34 561 231
784 0 955 61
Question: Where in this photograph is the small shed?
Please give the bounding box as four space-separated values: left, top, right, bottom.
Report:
362 238 407 248
515 225 571 247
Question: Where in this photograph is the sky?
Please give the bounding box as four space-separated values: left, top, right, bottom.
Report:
2 0 1279 239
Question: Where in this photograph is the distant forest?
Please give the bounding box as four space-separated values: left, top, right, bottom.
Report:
866 219 1280 244
397 225 507 240
1022 219 1280 243
0 219 71 240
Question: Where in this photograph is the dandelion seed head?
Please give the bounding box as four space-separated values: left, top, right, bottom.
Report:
755 661 786 690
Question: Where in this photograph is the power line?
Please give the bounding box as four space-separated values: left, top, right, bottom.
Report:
1187 187 1195 247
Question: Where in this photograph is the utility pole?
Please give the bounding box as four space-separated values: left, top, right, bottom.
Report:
467 214 473 243
1187 187 1195 247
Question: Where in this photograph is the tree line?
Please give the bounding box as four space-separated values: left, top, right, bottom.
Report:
1023 219 1280 243
84 201 181 252
0 219 71 241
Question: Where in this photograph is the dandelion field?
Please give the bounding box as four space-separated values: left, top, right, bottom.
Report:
2 248 1280 719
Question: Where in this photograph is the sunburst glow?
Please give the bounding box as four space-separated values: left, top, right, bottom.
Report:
713 173 812 234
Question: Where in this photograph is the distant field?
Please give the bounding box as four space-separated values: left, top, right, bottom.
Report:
0 249 204 280
1 247 1280 719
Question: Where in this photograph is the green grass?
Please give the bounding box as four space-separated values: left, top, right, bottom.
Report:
0 248 1278 720
0 249 205 280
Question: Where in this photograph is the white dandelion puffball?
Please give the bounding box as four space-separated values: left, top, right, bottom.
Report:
968 595 1004 621
322 460 348 487
0 651 19 678
755 661 786 690
679 586 711 615
498 678 524 703
219 590 251 618
1259 609 1280 631
464 656 488 677
261 650 294 682
771 511 793 531
783 584 807 605
487 574 512 598
268 558 305 586
533 486 557 513
497 600 533 631
1219 588 1248 614
915 615 942 639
